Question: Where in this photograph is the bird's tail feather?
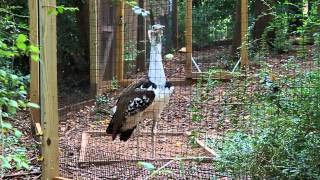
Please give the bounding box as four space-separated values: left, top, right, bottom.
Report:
106 121 113 134
106 119 136 141
106 119 118 140
119 126 136 141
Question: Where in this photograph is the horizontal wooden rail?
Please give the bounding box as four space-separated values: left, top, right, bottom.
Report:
53 177 72 180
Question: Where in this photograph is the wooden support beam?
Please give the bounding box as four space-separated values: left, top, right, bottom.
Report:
89 0 99 95
79 156 213 167
28 0 40 127
185 0 193 78
172 0 179 49
240 0 249 68
190 72 233 80
84 131 185 137
52 177 73 180
39 0 59 179
79 132 89 162
35 123 43 136
115 1 125 82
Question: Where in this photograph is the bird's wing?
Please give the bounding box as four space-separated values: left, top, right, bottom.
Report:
119 77 149 96
120 89 155 116
107 79 156 140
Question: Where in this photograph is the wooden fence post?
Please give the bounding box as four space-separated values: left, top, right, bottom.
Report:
185 0 192 78
39 0 59 179
89 0 99 95
116 1 125 82
240 0 249 68
28 0 40 130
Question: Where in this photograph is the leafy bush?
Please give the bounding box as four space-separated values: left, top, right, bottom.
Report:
0 5 39 175
213 70 320 179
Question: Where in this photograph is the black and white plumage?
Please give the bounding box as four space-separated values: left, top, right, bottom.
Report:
106 24 174 150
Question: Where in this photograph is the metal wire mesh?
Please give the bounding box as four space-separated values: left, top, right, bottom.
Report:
56 0 320 179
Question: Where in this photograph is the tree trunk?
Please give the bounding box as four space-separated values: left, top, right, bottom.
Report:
136 0 146 72
172 0 178 49
231 0 241 58
318 1 320 16
252 0 275 46
75 0 90 68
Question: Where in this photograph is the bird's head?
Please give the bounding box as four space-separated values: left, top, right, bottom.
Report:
148 24 165 45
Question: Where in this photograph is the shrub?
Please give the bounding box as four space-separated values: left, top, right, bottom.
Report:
213 70 320 179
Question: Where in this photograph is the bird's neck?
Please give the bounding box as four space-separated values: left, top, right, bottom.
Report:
148 43 166 86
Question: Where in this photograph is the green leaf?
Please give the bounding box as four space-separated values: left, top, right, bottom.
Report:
1 157 12 169
164 54 174 60
27 102 40 109
7 106 17 114
31 54 39 61
48 7 58 15
9 100 19 108
29 45 40 53
14 129 23 138
10 74 18 80
57 6 64 14
0 69 6 77
16 42 27 51
2 112 9 117
16 34 27 43
137 161 156 172
21 161 30 170
1 121 13 129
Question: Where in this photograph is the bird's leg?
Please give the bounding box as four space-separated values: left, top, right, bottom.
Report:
136 116 140 158
151 113 159 159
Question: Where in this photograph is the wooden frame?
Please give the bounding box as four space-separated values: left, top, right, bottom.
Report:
87 0 249 94
26 0 251 178
185 0 193 78
89 0 99 95
28 0 40 130
184 0 245 80
115 0 125 82
78 131 214 166
89 0 248 93
39 0 59 179
240 0 249 68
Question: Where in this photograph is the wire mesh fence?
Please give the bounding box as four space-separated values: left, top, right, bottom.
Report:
55 0 320 179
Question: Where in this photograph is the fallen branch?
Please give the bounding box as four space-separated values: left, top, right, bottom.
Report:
194 138 217 156
185 131 217 156
3 171 41 179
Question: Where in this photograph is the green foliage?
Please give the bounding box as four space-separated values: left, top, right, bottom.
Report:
137 161 173 176
111 78 119 90
0 4 39 175
212 69 320 179
265 1 292 53
0 118 30 171
96 95 109 106
295 1 320 59
258 1 320 55
48 5 79 15
138 161 156 172
124 40 140 61
178 0 235 48
313 32 320 63
95 95 112 116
